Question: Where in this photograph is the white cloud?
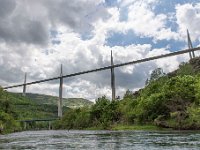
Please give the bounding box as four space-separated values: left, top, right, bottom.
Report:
109 0 179 42
176 3 200 42
126 1 179 41
118 0 159 7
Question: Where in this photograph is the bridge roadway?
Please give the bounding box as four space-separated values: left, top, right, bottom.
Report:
18 118 59 130
18 118 59 123
3 47 200 89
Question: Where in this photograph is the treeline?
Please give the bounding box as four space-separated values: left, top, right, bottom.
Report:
54 57 200 130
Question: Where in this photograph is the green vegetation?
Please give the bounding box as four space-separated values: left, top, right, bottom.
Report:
0 91 68 134
0 89 20 133
0 88 92 133
111 124 164 131
54 57 200 130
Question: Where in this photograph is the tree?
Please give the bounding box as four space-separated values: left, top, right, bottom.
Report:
149 68 165 82
90 96 120 128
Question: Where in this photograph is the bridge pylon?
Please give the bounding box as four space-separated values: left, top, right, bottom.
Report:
111 50 116 100
22 73 27 96
58 64 63 117
187 29 195 59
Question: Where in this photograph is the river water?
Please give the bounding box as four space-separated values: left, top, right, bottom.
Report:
0 130 200 150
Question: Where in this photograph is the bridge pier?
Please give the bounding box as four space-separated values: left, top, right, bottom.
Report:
58 64 63 118
111 50 116 100
48 121 51 130
24 122 27 130
22 73 27 96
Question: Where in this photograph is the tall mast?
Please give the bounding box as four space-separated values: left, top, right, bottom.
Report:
22 73 27 96
187 29 195 58
58 64 63 117
111 50 116 100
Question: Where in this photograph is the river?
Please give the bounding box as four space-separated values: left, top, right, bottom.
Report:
0 130 200 149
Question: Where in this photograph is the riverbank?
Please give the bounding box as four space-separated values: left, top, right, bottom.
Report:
2 123 200 135
83 124 184 131
111 124 169 131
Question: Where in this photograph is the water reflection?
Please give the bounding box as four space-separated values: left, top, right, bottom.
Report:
0 130 200 149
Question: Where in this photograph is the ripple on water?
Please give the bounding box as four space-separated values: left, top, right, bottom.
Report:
0 130 200 150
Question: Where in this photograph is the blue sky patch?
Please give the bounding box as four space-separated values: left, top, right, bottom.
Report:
51 40 61 45
50 30 58 38
81 32 94 41
106 30 153 47
154 0 193 14
106 30 187 52
119 7 128 21
105 0 118 7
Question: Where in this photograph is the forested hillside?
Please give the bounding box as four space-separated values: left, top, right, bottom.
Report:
0 91 68 133
0 88 92 133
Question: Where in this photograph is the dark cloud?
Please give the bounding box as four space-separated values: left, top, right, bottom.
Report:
45 0 109 34
0 0 49 46
0 18 49 46
0 0 109 46
0 0 16 18
0 65 24 83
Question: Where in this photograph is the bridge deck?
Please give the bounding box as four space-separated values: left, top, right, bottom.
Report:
18 118 59 123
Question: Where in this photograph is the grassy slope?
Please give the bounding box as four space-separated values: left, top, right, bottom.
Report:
7 93 60 120
1 90 93 133
25 93 94 108
6 92 93 120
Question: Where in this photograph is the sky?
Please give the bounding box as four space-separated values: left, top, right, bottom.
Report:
1 0 200 101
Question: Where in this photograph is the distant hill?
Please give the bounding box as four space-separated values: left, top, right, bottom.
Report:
0 91 63 121
25 93 94 108
0 89 92 133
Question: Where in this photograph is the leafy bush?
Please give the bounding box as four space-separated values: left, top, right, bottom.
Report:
90 96 120 128
187 105 200 129
56 108 91 129
135 93 169 123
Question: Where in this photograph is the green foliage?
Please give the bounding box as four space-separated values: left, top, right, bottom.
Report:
177 62 194 76
90 96 120 129
0 87 70 133
55 108 91 129
187 105 200 128
112 124 162 130
0 111 20 133
189 56 200 73
164 75 195 102
132 74 199 129
57 96 121 130
135 93 169 123
123 90 134 99
119 91 138 124
0 87 20 133
194 75 200 105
